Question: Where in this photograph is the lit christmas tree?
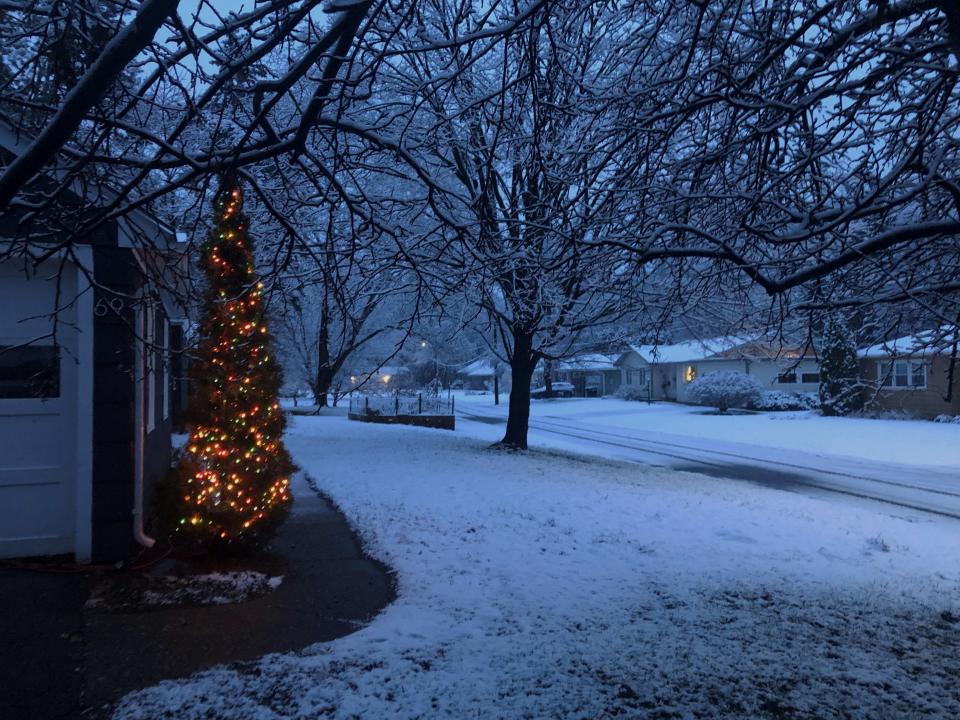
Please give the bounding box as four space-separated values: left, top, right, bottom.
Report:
175 174 293 547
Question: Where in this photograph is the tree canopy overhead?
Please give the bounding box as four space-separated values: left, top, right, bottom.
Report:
0 0 958 448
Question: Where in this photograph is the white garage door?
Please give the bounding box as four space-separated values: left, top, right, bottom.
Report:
0 257 91 559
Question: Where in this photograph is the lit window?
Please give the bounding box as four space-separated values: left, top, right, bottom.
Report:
683 365 697 383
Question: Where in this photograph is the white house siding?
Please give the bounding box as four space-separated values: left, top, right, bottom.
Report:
675 358 821 403
617 348 820 404
617 354 674 400
653 365 674 400
0 256 93 560
617 354 652 397
745 358 821 393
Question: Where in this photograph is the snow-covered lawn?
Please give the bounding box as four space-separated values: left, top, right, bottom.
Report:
115 417 960 719
458 393 960 469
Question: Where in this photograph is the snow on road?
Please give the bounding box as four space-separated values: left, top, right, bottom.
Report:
114 416 960 719
456 393 960 469
455 395 960 516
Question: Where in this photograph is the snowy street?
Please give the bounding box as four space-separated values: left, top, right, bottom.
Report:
457 395 960 518
114 416 960 719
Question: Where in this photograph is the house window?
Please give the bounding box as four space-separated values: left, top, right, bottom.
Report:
878 360 926 389
636 368 647 386
800 372 820 384
777 370 797 384
625 369 633 385
894 362 909 388
911 362 926 388
0 345 59 399
683 365 697 383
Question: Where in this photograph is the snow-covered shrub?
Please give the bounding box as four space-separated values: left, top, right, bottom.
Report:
686 371 762 413
934 414 960 424
615 384 649 401
818 314 863 416
747 390 819 412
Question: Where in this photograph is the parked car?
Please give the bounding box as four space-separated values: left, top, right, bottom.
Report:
530 382 575 398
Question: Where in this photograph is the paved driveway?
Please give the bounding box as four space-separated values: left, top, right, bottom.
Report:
0 476 395 719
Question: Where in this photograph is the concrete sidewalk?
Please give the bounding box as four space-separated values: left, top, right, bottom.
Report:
0 475 395 719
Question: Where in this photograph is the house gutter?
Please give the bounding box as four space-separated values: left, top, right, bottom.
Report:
133 301 156 549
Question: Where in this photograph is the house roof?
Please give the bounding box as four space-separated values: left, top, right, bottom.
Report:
557 353 618 372
0 114 176 250
623 334 815 365
858 329 958 359
459 359 496 377
626 336 753 364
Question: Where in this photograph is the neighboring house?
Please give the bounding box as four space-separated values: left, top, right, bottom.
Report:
555 354 621 397
0 123 186 562
615 336 820 402
858 331 960 418
347 365 413 391
457 358 501 391
373 365 410 388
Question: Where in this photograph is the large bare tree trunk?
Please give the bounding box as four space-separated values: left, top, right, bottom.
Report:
314 367 332 408
501 328 536 449
314 295 331 408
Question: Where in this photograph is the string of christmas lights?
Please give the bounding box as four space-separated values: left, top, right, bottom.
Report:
174 174 293 547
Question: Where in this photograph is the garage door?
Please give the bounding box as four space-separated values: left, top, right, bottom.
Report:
0 258 88 559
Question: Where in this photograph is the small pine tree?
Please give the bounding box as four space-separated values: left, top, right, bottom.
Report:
173 174 294 548
818 314 862 416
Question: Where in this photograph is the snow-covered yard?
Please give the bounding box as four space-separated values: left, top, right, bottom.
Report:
458 393 960 469
115 416 960 719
